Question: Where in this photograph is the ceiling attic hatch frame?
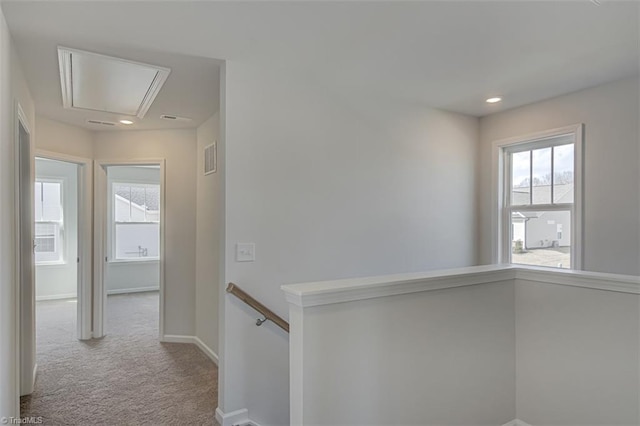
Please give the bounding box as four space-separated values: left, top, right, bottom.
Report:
58 47 171 119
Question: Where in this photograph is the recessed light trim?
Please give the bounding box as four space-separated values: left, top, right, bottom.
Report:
119 119 134 125
486 97 502 104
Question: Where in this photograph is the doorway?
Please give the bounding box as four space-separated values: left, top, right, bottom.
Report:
34 157 81 353
94 161 165 339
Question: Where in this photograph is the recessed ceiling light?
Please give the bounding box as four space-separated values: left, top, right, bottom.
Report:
119 119 134 125
486 97 502 104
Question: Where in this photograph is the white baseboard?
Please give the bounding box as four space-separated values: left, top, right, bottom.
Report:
33 363 38 388
107 286 159 295
193 336 219 365
160 334 218 365
215 408 261 426
502 420 533 426
35 293 76 301
161 334 196 344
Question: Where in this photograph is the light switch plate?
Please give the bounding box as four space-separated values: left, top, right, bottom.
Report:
236 243 255 262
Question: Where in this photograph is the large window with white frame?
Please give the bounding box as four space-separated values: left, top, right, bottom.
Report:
111 183 160 261
34 180 64 264
497 125 582 269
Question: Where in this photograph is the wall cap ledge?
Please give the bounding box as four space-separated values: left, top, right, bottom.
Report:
282 264 640 308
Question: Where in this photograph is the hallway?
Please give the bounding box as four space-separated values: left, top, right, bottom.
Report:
21 293 217 425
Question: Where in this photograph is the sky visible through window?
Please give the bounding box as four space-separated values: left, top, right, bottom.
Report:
512 143 574 189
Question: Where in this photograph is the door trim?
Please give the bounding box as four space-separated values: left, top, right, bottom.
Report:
15 102 35 397
35 150 93 340
93 159 166 339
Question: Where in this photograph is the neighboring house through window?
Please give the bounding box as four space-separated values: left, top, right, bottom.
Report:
494 125 583 269
34 180 64 264
111 183 160 260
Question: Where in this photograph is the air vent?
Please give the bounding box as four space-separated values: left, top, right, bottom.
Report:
161 114 192 122
87 119 116 126
204 142 217 175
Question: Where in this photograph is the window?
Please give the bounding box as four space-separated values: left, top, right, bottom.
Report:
496 125 582 269
34 181 64 264
112 183 160 260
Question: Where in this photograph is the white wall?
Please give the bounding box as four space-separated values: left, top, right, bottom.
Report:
479 76 640 275
105 166 160 294
195 112 221 357
296 282 516 425
93 129 197 336
285 266 639 426
0 6 35 417
515 279 639 425
220 61 479 425
35 116 93 159
35 158 78 300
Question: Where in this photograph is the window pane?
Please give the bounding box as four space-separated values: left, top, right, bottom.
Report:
532 147 551 204
511 210 571 269
130 186 147 221
553 143 574 203
144 186 160 221
42 182 62 221
34 182 43 221
511 151 530 205
35 222 61 263
115 222 159 259
114 184 131 221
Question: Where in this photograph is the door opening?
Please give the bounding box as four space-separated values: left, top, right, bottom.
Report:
34 158 80 351
94 162 165 339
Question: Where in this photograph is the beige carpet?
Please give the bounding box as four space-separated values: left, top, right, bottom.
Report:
21 292 218 425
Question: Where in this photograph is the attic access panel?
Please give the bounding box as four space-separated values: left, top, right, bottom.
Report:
58 47 170 118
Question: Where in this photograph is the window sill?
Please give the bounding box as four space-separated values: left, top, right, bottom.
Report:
108 258 159 265
36 261 67 267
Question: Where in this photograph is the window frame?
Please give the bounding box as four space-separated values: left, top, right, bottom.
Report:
109 180 161 263
492 124 583 270
34 178 65 265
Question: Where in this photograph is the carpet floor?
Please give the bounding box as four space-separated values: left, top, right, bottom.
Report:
20 292 218 425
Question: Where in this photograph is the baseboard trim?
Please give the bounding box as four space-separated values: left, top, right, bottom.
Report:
193 336 219 365
160 334 218 365
107 286 159 295
32 363 38 388
161 334 196 344
215 407 261 426
35 293 76 301
502 420 533 426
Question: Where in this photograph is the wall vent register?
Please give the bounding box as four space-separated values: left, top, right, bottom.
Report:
86 119 116 127
204 142 217 175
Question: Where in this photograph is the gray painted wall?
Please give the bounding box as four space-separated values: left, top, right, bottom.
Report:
515 280 639 425
195 113 221 356
221 61 480 425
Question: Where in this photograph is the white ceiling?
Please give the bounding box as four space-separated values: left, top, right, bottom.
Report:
3 11 221 131
2 1 638 122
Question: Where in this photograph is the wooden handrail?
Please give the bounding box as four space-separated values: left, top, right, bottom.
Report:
226 283 290 333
